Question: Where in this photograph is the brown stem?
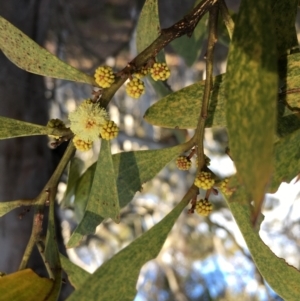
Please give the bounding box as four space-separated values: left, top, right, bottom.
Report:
101 0 218 107
193 4 219 170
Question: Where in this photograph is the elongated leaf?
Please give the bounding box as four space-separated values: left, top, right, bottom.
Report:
67 189 195 301
62 158 85 207
269 128 300 192
0 16 95 85
0 200 33 217
272 0 298 56
73 165 95 222
0 269 54 301
60 254 90 290
171 1 207 66
144 53 300 131
144 75 226 129
67 140 120 247
67 143 188 248
227 187 300 300
93 140 120 222
136 0 164 62
224 0 277 222
0 116 68 139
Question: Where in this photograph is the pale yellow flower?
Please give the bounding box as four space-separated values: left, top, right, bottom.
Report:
68 102 108 142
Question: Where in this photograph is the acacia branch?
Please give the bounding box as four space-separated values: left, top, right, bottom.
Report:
19 141 75 270
101 0 218 107
193 4 219 169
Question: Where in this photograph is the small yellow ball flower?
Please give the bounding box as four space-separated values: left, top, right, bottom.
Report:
94 66 115 88
195 199 213 216
194 171 215 190
126 78 145 98
73 136 93 152
134 66 150 79
150 62 170 81
68 102 109 142
220 178 233 197
100 120 119 140
176 156 191 170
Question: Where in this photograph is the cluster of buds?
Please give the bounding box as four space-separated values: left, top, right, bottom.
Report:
195 199 213 216
92 61 171 100
68 99 119 151
194 171 215 190
94 66 115 88
176 156 191 170
47 118 67 139
219 178 233 197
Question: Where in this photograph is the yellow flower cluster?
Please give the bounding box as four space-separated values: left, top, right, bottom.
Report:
219 178 233 197
100 120 119 140
134 66 150 79
94 66 115 88
73 136 93 152
176 156 191 171
194 171 215 190
68 99 119 151
125 78 145 99
150 62 171 81
195 199 213 216
93 61 171 100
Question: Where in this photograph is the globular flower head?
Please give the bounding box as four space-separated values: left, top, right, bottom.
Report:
195 199 213 216
150 62 170 81
68 101 109 142
94 66 115 88
126 78 145 99
194 171 215 190
220 178 233 197
176 156 191 170
100 120 119 140
73 135 93 152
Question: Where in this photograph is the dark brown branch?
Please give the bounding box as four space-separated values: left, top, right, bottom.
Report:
100 0 218 107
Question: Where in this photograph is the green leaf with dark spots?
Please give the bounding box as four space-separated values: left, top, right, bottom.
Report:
60 254 90 290
0 269 55 301
0 200 33 217
136 0 164 62
272 0 298 56
269 128 300 192
67 140 120 248
225 0 277 222
73 165 96 223
67 143 188 248
0 17 96 85
226 187 300 300
144 53 300 134
171 0 207 66
0 116 69 139
62 158 84 207
92 140 120 222
144 75 226 129
67 189 194 301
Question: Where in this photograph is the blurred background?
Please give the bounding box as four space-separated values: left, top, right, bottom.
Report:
0 1 300 300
